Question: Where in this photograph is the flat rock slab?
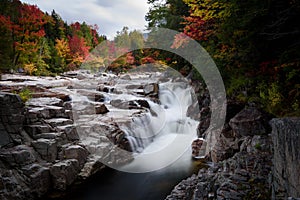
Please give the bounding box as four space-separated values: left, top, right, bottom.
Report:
26 97 63 107
45 118 73 127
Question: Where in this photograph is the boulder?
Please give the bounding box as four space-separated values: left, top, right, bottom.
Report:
97 85 114 93
229 107 270 137
21 164 51 198
50 159 80 190
56 125 79 141
143 83 159 97
120 74 131 80
110 99 129 109
78 155 105 180
191 138 206 159
31 139 57 162
58 145 89 168
110 99 150 110
95 104 109 114
271 118 300 199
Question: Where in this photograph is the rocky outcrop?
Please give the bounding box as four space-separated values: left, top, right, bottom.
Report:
0 90 90 199
229 107 271 137
271 118 300 199
0 93 25 147
170 101 300 200
0 72 167 199
167 134 273 200
172 103 275 199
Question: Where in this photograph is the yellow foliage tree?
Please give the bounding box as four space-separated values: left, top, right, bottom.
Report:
55 38 70 58
23 63 37 75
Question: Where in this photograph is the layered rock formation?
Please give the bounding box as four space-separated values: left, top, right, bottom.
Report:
271 118 300 199
167 104 300 200
0 72 166 199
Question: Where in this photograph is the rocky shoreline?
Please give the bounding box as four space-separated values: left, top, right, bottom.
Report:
0 72 299 200
0 72 163 199
166 86 300 199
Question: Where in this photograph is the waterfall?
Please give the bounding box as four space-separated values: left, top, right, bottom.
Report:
120 80 199 172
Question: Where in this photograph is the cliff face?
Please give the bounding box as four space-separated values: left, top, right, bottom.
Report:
0 92 25 148
167 108 300 199
271 118 300 199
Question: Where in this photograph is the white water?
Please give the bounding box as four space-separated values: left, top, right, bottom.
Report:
120 80 199 172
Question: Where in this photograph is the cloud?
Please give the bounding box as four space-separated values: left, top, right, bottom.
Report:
20 0 150 39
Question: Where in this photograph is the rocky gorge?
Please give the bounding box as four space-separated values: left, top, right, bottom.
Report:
0 71 299 200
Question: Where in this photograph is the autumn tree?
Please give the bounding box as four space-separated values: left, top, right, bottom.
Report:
0 0 107 74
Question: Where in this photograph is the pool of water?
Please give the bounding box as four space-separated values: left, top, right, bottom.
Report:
49 151 203 200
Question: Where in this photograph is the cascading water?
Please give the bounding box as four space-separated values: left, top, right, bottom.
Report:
120 80 199 172
53 72 203 200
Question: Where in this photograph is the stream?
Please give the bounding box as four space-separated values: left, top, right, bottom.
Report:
47 71 202 200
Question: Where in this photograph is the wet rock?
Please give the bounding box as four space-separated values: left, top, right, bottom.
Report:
63 101 72 110
110 99 129 109
125 84 143 90
50 159 80 191
31 139 57 162
111 99 149 110
135 100 150 109
97 85 114 93
271 118 300 199
95 104 109 114
191 138 205 159
143 83 159 97
229 107 270 137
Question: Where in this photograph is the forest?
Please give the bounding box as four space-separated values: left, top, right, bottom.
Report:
0 0 300 116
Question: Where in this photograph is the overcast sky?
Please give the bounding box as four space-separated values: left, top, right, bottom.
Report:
20 0 150 39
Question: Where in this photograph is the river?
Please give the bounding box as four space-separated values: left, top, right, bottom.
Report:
48 71 202 200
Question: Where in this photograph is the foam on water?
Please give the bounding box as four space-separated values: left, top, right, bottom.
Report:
120 80 199 172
